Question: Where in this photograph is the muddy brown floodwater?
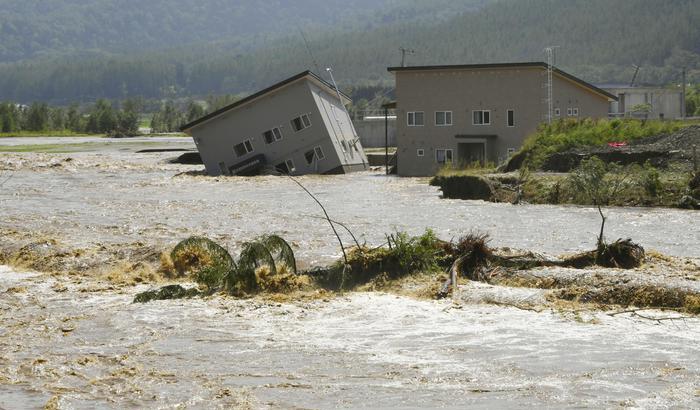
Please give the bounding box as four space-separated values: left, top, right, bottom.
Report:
1 137 699 408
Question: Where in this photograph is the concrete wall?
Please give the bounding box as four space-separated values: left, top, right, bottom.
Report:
309 83 369 170
353 117 397 148
606 87 683 119
190 78 367 176
393 67 611 176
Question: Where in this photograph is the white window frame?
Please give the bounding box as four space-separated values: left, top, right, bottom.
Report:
472 110 491 125
407 111 425 127
436 149 453 165
435 111 453 126
263 127 283 144
567 108 573 116
285 159 296 172
291 113 312 132
314 146 325 160
554 108 561 117
417 148 425 157
573 107 579 116
234 139 254 157
506 109 515 127
507 148 517 156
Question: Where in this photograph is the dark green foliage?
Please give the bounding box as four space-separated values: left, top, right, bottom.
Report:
388 230 442 273
640 161 662 197
133 285 200 303
151 101 185 133
259 235 297 274
430 175 494 200
171 236 236 290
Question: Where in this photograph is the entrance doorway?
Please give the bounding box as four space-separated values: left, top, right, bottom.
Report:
457 142 485 166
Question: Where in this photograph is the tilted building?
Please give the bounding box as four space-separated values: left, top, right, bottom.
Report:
181 71 368 176
387 62 617 176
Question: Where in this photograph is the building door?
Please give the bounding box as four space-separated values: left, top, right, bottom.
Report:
457 142 485 166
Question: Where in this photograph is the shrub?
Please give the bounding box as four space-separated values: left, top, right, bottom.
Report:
640 161 662 197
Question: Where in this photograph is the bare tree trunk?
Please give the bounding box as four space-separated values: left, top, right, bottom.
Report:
284 174 349 265
597 203 606 249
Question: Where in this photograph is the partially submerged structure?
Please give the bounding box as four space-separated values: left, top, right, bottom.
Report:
387 62 616 176
181 71 368 176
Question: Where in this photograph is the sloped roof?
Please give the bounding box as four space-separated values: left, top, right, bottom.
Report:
181 70 352 132
388 62 617 101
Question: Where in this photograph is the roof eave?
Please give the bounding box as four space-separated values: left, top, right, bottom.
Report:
180 70 352 132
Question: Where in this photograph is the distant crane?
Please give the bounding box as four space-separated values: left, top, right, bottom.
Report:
629 65 641 87
399 47 415 67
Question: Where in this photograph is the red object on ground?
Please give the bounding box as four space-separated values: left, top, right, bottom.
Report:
607 142 627 148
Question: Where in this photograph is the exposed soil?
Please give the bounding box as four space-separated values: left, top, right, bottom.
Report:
542 125 700 172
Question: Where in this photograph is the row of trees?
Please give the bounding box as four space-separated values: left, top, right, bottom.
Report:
0 93 241 135
0 99 139 135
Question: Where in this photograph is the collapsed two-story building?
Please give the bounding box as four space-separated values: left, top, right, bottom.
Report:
387 62 617 176
181 71 368 176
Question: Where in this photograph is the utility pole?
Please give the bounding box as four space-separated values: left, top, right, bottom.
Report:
681 68 687 119
399 47 415 67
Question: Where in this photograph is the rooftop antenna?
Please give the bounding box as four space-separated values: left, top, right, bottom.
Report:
544 46 559 124
629 64 641 87
298 26 321 74
399 47 415 67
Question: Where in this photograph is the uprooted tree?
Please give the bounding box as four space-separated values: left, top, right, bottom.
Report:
567 157 644 268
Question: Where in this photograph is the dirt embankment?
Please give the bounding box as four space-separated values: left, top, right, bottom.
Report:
540 125 700 172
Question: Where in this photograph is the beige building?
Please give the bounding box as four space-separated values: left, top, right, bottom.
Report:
602 85 683 119
388 62 616 176
181 71 368 176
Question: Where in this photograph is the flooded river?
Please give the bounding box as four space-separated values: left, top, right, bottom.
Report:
2 266 699 408
1 138 699 408
0 142 698 266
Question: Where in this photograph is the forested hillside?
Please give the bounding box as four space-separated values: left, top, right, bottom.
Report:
0 0 487 62
0 0 698 103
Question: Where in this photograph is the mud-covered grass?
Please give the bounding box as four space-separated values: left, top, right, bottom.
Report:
3 226 699 314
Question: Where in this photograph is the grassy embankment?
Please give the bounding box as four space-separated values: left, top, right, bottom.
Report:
0 130 93 138
433 119 699 207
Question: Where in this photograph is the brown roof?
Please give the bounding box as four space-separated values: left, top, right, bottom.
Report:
387 62 617 101
181 70 352 132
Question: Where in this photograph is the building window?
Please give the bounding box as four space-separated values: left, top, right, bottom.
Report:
567 108 573 116
436 149 453 165
305 146 325 164
291 114 311 132
435 111 452 126
286 159 296 172
417 149 425 157
573 107 579 116
407 111 424 126
507 148 516 156
263 127 283 144
554 108 561 117
233 139 254 157
472 110 491 125
507 109 515 127
276 159 296 174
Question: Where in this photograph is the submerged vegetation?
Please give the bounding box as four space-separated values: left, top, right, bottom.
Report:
129 227 700 314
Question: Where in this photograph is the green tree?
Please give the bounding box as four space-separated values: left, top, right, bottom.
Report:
25 102 50 131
